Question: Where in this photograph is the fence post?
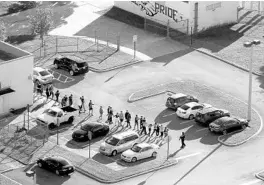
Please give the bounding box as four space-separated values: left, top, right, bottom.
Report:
190 27 193 46
23 113 26 128
186 19 189 36
117 33 120 51
94 30 97 44
258 1 261 14
167 20 170 38
144 17 147 30
40 43 42 57
77 37 79 52
43 40 46 57
96 36 99 52
56 37 58 53
106 31 108 48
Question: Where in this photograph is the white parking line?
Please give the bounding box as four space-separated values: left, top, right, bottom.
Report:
163 112 176 117
180 120 194 124
196 128 208 132
174 152 202 160
240 179 262 185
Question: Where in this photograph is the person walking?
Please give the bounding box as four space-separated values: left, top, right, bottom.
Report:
148 123 152 136
80 96 85 112
45 87 50 100
119 111 124 125
69 94 73 106
114 112 120 125
36 83 42 95
88 100 94 116
134 115 139 130
164 126 169 138
126 112 131 128
140 119 147 135
108 106 113 124
179 132 186 148
48 84 54 99
140 116 143 129
55 90 60 102
125 110 129 123
160 124 164 138
156 124 160 136
107 106 111 115
151 122 158 137
99 106 103 120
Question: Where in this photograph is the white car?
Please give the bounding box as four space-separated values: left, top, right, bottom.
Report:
33 67 54 84
121 143 159 163
176 102 212 120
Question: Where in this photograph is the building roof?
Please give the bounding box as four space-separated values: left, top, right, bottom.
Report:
170 93 186 99
0 50 17 63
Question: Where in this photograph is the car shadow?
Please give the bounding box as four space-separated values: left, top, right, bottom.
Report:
92 153 118 165
65 136 104 149
30 166 70 185
116 157 156 167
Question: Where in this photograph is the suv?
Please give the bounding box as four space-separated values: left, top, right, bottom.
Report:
209 116 248 135
53 55 89 76
99 131 140 156
165 93 199 110
195 107 230 126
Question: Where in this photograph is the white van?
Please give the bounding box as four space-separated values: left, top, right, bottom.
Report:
99 130 140 156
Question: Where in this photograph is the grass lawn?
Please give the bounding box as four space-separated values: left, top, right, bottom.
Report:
0 1 77 45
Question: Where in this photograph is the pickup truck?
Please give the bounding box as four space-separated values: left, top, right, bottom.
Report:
36 106 76 129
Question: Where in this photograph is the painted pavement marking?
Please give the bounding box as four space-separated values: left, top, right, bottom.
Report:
196 128 208 132
163 112 176 117
105 162 127 171
239 179 262 185
174 152 202 160
180 120 194 124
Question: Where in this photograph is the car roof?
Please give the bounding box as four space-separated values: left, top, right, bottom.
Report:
169 93 187 99
44 156 72 165
113 130 138 140
48 106 62 112
136 143 150 148
215 116 234 123
34 67 46 72
184 102 200 107
197 107 228 115
57 55 86 63
81 122 106 130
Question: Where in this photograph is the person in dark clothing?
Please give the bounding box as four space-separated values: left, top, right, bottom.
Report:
125 110 129 123
36 83 42 95
164 126 169 138
151 122 158 137
140 116 143 129
126 112 131 128
140 120 147 135
55 90 60 102
156 124 160 136
48 84 54 99
69 94 73 106
45 87 50 100
80 96 85 112
88 100 94 116
148 123 152 136
179 132 186 148
108 106 113 124
107 106 111 115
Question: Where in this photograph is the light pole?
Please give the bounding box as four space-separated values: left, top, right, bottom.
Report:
243 39 260 122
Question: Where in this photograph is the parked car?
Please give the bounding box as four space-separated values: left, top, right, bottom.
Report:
195 107 230 126
53 55 89 76
36 106 76 129
176 102 212 119
209 116 249 135
33 67 54 84
72 122 109 141
99 130 140 156
165 93 199 110
121 143 159 163
37 156 74 176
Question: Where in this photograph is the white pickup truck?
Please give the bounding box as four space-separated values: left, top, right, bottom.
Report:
36 106 76 129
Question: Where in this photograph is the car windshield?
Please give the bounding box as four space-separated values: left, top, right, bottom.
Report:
180 105 190 110
39 70 50 76
81 124 94 131
76 62 87 68
131 145 142 153
105 137 120 146
45 109 57 117
167 97 175 104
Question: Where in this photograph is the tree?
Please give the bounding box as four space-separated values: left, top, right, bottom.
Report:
29 7 53 46
0 21 7 41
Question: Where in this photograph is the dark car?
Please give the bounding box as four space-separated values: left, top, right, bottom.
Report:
195 107 230 126
165 93 199 110
53 55 89 76
209 116 249 135
72 122 109 141
37 156 74 176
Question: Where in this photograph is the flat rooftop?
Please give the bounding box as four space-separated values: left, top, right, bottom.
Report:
0 41 31 64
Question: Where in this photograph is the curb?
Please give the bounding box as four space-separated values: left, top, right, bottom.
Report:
89 59 145 73
255 170 264 181
127 80 263 146
75 158 177 184
193 48 263 77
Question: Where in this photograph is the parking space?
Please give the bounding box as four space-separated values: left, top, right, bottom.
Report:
48 69 75 84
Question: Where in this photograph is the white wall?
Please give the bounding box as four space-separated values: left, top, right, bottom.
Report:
191 1 239 32
114 1 191 33
0 55 34 114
